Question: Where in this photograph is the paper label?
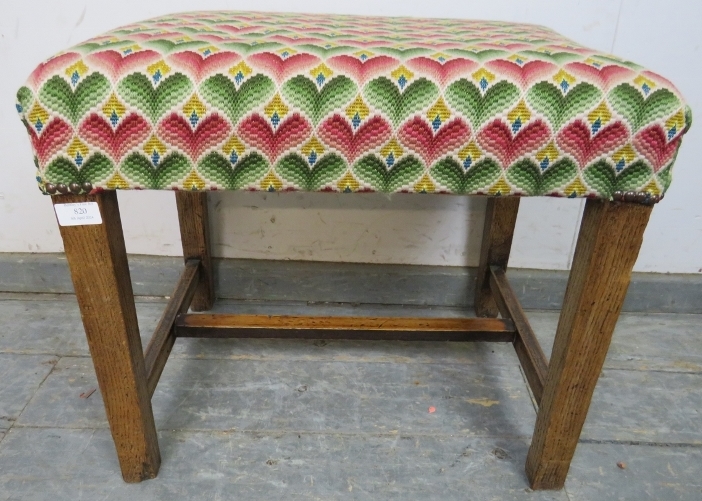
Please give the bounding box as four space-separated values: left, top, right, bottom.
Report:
54 202 102 226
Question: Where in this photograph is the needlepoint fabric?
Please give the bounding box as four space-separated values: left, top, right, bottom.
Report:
17 11 691 199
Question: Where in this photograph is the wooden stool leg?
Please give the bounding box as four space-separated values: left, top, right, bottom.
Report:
176 191 214 311
53 191 160 482
526 199 652 490
475 197 520 317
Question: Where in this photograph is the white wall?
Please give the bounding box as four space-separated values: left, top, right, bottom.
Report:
1 0 700 272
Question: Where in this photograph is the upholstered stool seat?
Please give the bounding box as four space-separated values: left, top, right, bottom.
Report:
16 10 692 491
18 11 690 200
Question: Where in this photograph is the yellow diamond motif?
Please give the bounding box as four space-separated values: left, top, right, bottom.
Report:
337 171 360 192
472 68 496 90
143 135 167 156
222 136 245 157
229 61 253 83
67 137 89 163
633 75 656 94
353 50 374 60
345 95 370 124
301 137 325 158
264 94 289 121
260 170 283 191
564 177 588 197
183 94 207 121
381 138 404 160
107 172 129 190
28 103 50 130
507 54 529 65
310 63 333 82
613 144 636 166
553 69 576 91
536 142 559 165
277 47 297 58
102 94 126 122
414 173 436 193
198 45 220 57
665 109 685 134
427 97 451 129
587 102 612 128
458 142 482 163
642 179 661 196
488 176 511 196
507 100 532 129
121 44 141 55
391 65 414 87
65 60 89 83
182 170 206 190
431 52 451 62
146 60 171 82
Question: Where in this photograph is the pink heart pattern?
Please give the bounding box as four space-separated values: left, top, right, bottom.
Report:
557 120 629 167
167 51 241 82
406 57 479 85
318 115 391 163
478 119 550 166
238 113 312 162
29 117 72 165
633 125 682 172
80 113 150 162
398 117 471 165
158 113 231 161
247 52 320 83
327 55 399 85
86 50 161 82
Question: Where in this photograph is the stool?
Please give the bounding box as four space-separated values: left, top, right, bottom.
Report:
17 11 691 489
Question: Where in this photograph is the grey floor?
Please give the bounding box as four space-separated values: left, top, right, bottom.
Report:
0 293 701 500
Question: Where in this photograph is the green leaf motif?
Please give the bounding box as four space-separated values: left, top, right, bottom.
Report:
615 160 653 192
80 153 114 184
526 82 601 130
353 155 424 192
364 77 438 126
45 153 114 185
583 160 615 197
506 159 542 195
198 152 269 190
121 152 191 189
45 157 79 185
39 73 110 124
445 80 519 126
542 158 578 194
282 76 357 125
431 158 501 194
16 86 33 113
200 74 275 124
608 84 681 131
118 73 193 123
276 153 346 191
657 164 673 191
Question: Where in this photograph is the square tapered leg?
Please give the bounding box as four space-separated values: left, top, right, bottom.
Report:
526 199 652 489
53 191 160 482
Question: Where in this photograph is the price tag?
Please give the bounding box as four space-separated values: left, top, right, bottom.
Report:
54 202 102 226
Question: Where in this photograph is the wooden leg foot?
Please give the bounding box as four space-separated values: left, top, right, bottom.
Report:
526 199 652 489
54 191 160 482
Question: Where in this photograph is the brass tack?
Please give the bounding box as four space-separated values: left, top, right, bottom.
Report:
612 191 623 201
69 182 81 194
56 183 69 194
81 182 93 193
623 191 636 203
45 183 57 194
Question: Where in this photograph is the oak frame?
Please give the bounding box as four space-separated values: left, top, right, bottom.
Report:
53 191 651 489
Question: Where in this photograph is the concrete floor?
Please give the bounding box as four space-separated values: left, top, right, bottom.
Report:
0 293 700 500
